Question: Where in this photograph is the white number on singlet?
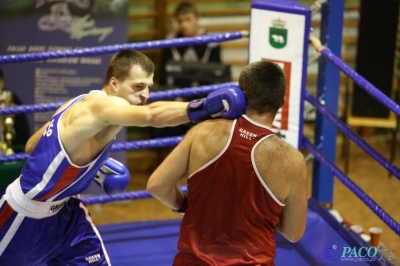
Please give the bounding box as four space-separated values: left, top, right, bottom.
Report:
43 119 54 137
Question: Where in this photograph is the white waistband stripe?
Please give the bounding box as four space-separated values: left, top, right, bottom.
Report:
6 178 68 219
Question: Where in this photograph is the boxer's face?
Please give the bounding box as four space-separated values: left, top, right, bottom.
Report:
114 65 153 105
176 12 199 37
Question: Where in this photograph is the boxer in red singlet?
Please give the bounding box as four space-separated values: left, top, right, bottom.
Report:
147 60 308 266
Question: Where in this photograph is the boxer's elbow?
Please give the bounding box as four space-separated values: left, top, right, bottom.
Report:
280 231 304 243
276 223 305 243
146 179 171 200
146 180 161 197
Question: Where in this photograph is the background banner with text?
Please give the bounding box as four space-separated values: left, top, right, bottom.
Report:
0 0 128 163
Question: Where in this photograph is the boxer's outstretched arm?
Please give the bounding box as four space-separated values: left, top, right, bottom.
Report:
92 86 246 128
92 95 190 128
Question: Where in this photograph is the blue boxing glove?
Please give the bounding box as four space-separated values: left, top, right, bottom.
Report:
94 158 130 197
187 86 246 122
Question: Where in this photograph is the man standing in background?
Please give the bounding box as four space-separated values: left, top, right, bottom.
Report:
159 1 221 87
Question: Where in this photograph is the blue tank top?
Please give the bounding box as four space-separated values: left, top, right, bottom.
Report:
19 91 114 202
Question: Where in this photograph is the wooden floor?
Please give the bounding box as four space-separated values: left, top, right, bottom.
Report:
86 126 400 259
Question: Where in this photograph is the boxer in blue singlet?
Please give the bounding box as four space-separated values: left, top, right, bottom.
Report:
0 49 246 265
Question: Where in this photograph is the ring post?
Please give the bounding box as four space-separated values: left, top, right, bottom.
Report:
312 0 345 208
249 0 311 150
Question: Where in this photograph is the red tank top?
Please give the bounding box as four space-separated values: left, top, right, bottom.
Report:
176 115 284 266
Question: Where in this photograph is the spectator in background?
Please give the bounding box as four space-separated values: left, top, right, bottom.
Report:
159 1 221 87
149 2 225 156
151 2 223 153
0 67 30 151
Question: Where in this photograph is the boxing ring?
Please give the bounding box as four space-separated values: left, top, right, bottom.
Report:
0 0 399 265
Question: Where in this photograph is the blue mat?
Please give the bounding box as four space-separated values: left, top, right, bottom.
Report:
98 199 389 266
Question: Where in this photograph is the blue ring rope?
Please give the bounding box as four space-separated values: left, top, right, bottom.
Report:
0 82 237 116
303 137 400 236
320 48 400 117
0 31 244 64
305 91 400 181
81 185 188 205
0 136 184 163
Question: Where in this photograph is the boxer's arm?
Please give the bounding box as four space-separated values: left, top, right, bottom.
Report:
92 96 190 128
276 151 308 243
146 128 194 210
91 86 245 128
25 121 49 154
